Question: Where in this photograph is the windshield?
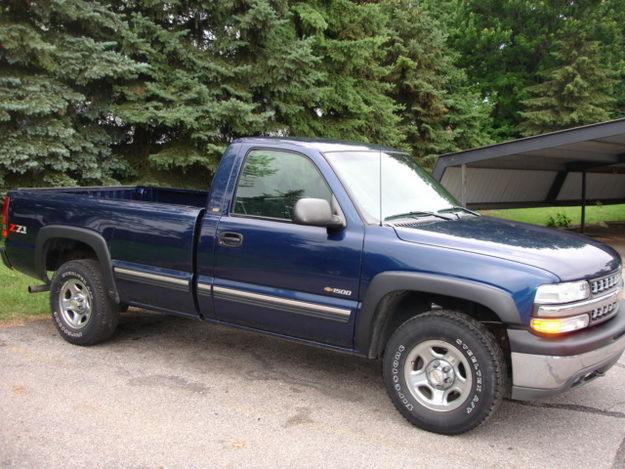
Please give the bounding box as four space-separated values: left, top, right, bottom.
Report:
325 151 459 223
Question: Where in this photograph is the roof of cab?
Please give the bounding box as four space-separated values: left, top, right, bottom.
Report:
232 136 401 154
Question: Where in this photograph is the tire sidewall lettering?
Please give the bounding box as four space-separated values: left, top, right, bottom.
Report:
454 338 483 414
391 336 485 417
390 344 414 411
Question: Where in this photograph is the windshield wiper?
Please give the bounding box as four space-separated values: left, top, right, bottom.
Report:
437 206 480 217
385 211 455 222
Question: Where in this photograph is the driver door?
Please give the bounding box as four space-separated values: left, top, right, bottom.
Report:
210 148 363 348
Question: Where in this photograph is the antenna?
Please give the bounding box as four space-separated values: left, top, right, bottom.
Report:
379 149 383 226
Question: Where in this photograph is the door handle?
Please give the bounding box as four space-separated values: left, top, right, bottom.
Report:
218 231 243 247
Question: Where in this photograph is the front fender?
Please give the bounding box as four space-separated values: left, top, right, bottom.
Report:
354 271 520 357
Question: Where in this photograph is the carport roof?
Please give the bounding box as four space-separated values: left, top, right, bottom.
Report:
432 118 625 210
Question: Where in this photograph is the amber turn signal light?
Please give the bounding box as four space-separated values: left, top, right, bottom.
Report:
530 314 590 335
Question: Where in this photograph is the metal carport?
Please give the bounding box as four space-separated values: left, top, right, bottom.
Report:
432 118 625 230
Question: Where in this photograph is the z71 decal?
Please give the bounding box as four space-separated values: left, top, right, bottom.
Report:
9 224 27 234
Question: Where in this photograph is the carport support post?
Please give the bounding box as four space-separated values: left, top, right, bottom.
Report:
461 164 467 208
581 171 587 233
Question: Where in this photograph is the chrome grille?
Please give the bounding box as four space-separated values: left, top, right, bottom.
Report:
587 270 622 325
590 271 622 295
590 300 619 323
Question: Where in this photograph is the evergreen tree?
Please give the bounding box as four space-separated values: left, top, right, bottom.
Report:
0 0 143 187
597 0 625 118
442 67 494 154
381 0 492 165
111 1 274 184
447 0 564 139
8 0 623 189
519 33 614 136
425 0 621 141
291 0 403 146
230 0 323 136
113 0 396 185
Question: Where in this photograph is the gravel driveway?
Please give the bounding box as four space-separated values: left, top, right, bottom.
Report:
1 310 624 469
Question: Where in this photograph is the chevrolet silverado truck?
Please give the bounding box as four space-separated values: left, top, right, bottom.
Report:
2 138 624 434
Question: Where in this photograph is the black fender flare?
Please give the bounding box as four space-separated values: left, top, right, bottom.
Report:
35 225 119 303
354 271 520 357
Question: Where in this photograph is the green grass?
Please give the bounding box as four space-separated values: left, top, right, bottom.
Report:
483 203 625 227
0 261 48 323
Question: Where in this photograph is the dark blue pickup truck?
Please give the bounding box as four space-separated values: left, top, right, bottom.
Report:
2 138 624 434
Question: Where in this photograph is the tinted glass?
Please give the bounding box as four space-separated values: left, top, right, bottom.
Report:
233 149 332 220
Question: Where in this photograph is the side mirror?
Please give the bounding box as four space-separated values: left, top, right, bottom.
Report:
293 198 345 230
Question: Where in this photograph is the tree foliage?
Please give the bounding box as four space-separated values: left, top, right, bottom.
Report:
519 35 614 136
0 0 144 187
2 0 624 188
425 0 623 140
111 0 320 181
384 0 492 165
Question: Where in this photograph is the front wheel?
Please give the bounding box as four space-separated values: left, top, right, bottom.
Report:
383 310 507 435
50 259 119 346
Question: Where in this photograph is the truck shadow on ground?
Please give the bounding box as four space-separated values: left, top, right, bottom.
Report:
113 310 381 405
111 310 625 437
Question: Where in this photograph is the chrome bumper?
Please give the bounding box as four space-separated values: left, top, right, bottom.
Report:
511 328 625 400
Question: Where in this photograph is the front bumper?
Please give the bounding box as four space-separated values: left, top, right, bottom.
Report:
0 247 11 269
509 304 625 400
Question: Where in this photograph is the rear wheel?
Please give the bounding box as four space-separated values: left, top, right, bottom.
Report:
50 259 119 345
383 310 506 435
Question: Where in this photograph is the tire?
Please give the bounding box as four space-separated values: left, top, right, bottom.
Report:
383 310 506 435
49 259 119 346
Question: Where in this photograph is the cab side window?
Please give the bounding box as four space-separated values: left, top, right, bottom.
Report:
233 149 332 220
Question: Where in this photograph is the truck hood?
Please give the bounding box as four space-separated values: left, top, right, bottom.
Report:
392 216 621 281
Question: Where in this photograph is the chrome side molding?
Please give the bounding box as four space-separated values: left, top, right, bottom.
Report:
197 282 212 293
213 285 352 322
114 267 189 287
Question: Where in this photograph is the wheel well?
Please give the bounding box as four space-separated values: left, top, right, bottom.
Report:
44 238 98 271
369 290 510 361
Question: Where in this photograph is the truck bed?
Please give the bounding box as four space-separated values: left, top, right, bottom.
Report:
5 185 208 314
16 185 208 208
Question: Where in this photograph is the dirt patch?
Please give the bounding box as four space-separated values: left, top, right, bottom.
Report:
127 374 209 394
0 315 48 330
283 406 314 428
11 385 27 395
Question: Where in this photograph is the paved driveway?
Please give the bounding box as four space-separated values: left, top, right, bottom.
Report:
1 311 624 469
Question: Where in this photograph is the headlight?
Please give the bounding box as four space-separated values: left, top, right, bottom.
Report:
530 314 590 335
534 280 591 304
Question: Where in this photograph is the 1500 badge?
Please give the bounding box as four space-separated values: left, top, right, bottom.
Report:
324 287 352 296
9 224 27 234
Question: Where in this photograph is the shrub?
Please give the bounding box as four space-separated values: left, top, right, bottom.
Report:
546 212 572 228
